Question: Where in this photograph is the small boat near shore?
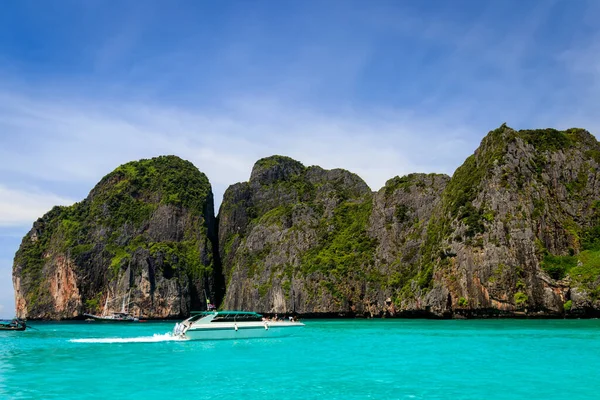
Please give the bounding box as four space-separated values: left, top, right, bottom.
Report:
83 312 139 322
173 311 304 340
0 318 27 331
83 291 139 322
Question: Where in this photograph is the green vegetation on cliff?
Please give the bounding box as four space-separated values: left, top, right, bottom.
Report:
302 199 376 277
413 124 600 310
93 156 211 222
15 125 600 319
14 156 215 317
220 155 378 309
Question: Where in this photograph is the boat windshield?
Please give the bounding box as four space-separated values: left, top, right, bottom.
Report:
187 311 263 322
212 312 263 322
188 314 208 322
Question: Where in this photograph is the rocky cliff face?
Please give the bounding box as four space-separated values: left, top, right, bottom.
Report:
13 156 220 319
218 126 600 318
13 126 600 319
218 156 449 316
366 173 449 316
416 125 600 317
219 156 376 314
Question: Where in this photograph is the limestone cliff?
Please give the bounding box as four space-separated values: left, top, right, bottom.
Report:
218 156 376 314
13 156 220 319
366 173 449 316
217 156 450 316
13 125 600 319
410 125 600 317
218 126 600 318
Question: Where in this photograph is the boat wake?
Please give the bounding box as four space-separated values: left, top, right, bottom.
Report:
70 333 187 344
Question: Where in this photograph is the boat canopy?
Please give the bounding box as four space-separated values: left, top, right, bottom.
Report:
191 311 262 316
189 311 263 322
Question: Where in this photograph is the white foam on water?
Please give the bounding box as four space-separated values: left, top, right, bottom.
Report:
70 333 187 344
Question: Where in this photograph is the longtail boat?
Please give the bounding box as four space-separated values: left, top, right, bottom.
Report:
0 318 26 331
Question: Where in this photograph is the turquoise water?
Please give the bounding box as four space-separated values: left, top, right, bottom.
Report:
1 319 600 399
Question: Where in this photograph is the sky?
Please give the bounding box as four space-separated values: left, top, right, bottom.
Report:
1 0 600 318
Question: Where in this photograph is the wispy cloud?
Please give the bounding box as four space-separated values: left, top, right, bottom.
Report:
0 258 13 318
0 88 484 211
0 185 75 227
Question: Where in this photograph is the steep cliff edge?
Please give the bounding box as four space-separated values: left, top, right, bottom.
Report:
13 126 600 319
13 156 220 319
367 173 449 316
418 125 600 317
218 156 450 315
218 126 600 317
218 156 376 314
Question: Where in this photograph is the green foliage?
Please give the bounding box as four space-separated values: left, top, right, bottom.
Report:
15 156 215 309
445 126 508 217
223 233 239 258
287 176 317 202
581 204 600 251
258 205 292 226
570 249 600 299
531 153 547 176
584 149 600 164
385 174 419 195
110 248 131 272
91 156 211 227
254 155 303 171
532 198 545 219
281 280 291 297
258 282 270 298
542 254 577 280
482 210 494 222
302 199 377 277
148 240 210 279
514 292 528 307
582 226 600 251
416 215 447 291
434 126 510 249
459 203 486 238
70 243 92 258
85 298 99 311
458 297 468 307
395 204 411 223
565 169 588 195
13 206 71 307
518 128 573 152
563 300 573 312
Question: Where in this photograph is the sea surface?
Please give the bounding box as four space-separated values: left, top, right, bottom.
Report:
1 319 599 399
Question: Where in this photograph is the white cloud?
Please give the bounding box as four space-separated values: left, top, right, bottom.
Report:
0 185 75 227
0 259 12 319
0 89 482 210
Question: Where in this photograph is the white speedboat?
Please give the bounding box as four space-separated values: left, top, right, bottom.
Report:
173 311 304 340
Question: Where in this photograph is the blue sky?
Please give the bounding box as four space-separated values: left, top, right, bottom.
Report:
1 0 599 318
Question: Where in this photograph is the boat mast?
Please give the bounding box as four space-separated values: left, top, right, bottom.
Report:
102 293 109 317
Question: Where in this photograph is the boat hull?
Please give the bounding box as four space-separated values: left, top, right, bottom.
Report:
0 326 26 331
83 314 138 322
184 321 304 340
0 320 26 331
